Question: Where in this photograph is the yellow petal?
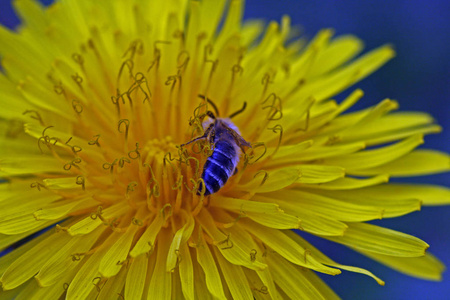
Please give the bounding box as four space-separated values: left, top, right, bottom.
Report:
193 253 220 300
239 218 340 275
0 215 58 235
99 221 140 278
351 149 450 177
124 254 148 300
304 187 422 219
267 252 338 300
166 214 194 272
297 165 345 183
199 0 227 41
0 228 52 276
299 45 395 102
268 189 383 222
338 112 437 142
310 35 364 77
36 226 104 287
12 279 41 300
214 246 254 300
238 168 300 194
240 20 265 47
129 212 163 258
33 197 97 221
0 191 61 221
346 183 450 206
339 98 399 133
97 265 127 300
196 229 227 300
0 155 66 176
1 231 71 290
31 266 78 300
285 230 385 285
353 125 441 147
179 244 194 300
326 222 429 257
148 228 172 300
196 209 267 270
358 250 445 281
210 196 301 229
291 142 366 162
254 267 279 300
65 236 110 300
270 140 314 160
255 194 348 236
323 134 424 172
241 165 344 191
67 202 128 236
300 174 389 190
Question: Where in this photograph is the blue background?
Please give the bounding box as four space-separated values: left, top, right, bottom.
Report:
1 0 449 299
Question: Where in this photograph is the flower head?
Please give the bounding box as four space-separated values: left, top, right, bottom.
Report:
0 0 449 299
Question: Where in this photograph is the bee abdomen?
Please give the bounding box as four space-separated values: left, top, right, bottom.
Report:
198 141 237 195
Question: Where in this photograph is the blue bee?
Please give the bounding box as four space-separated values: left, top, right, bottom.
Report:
182 96 251 195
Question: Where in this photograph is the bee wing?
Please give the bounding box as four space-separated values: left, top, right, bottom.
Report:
223 124 252 149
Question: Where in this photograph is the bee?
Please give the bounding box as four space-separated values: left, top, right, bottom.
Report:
182 95 251 196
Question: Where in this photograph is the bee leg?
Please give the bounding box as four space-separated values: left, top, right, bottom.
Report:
181 123 214 147
233 168 238 176
209 126 216 150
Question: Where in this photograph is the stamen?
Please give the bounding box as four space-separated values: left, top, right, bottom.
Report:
23 109 45 126
250 249 257 262
133 73 152 104
131 217 144 226
65 137 82 154
147 40 171 72
177 50 190 71
253 170 269 186
296 99 314 132
160 203 173 220
118 157 131 168
122 39 144 61
102 159 118 174
267 124 283 157
118 119 130 141
64 158 82 171
253 286 269 294
261 93 283 121
128 142 140 159
88 134 101 147
71 73 84 90
92 276 106 292
30 182 46 191
71 99 84 114
71 53 85 71
76 176 86 190
53 83 66 98
261 72 274 100
217 233 233 250
116 59 134 87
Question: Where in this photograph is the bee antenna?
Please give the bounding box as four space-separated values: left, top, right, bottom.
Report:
198 94 220 116
229 102 247 119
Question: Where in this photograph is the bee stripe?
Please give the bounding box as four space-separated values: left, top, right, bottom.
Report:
208 157 233 178
204 168 224 188
203 173 221 194
213 147 234 160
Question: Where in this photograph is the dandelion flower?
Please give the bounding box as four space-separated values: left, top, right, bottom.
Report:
1 0 449 299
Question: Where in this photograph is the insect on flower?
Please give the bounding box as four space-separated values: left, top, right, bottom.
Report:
182 95 252 195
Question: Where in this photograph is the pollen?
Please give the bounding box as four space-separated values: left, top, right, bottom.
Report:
0 0 449 299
